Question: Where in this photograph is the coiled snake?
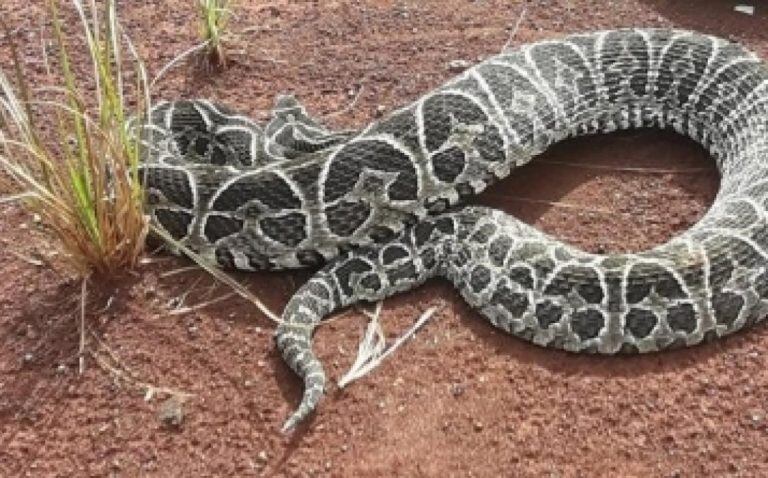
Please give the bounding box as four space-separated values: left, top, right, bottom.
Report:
136 29 768 431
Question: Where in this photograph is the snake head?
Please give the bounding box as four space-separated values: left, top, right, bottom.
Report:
133 97 355 270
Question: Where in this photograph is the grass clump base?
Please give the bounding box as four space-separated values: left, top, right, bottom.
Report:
197 0 233 71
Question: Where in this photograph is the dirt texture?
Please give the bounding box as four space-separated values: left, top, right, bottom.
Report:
1 1 768 477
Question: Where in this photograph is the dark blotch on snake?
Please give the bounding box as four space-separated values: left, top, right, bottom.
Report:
382 245 410 265
667 303 697 333
535 301 563 328
491 287 529 317
334 258 373 297
570 309 604 340
469 265 492 293
624 308 658 338
154 209 193 240
712 292 745 327
203 214 244 242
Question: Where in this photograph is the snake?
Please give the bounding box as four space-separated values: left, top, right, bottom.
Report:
135 28 768 432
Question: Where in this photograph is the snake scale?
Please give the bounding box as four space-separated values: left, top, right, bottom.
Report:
135 29 768 431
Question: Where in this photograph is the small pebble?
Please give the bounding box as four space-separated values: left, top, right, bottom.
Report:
748 410 765 427
158 396 184 428
734 5 755 15
450 383 465 397
447 59 471 72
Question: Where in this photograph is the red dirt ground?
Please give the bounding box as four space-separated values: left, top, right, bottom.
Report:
1 1 768 477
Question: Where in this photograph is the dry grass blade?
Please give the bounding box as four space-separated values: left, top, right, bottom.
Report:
502 5 528 52
79 277 87 374
0 0 150 277
339 305 439 388
89 330 194 401
168 291 237 316
149 224 282 324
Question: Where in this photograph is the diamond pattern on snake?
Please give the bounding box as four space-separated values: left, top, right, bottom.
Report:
134 29 768 431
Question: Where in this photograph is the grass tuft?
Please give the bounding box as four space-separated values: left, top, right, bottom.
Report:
0 0 150 277
197 0 233 70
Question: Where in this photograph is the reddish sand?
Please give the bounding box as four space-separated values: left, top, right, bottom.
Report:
1 1 768 477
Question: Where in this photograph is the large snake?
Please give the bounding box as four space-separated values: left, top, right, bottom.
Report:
136 28 768 431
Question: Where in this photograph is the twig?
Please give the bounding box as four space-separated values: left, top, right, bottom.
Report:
501 6 528 53
89 330 194 400
139 255 176 265
358 301 383 321
150 40 211 89
167 274 204 310
149 224 281 323
168 291 236 315
257 48 288 65
0 191 34 204
79 278 87 375
159 265 204 278
324 85 365 120
6 249 45 267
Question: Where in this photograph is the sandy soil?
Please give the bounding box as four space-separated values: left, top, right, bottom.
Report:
1 1 768 477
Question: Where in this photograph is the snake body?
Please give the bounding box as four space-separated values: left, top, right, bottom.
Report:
137 29 768 431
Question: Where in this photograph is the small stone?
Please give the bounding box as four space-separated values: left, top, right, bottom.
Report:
473 421 484 432
734 5 755 15
748 409 765 427
32 213 41 223
450 383 465 397
375 104 387 117
158 396 184 428
22 353 34 363
257 451 268 463
447 59 471 72
56 364 67 374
